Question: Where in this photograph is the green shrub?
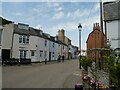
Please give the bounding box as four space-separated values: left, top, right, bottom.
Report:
80 58 92 71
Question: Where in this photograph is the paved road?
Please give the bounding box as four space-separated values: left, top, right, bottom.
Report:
2 59 82 88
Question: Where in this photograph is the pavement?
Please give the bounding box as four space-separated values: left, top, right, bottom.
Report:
63 68 83 88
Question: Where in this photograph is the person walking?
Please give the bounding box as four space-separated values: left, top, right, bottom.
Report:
45 58 47 64
62 55 64 62
58 55 61 62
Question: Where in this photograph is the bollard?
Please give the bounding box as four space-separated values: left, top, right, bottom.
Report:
75 84 83 90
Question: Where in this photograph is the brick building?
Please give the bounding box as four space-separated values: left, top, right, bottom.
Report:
86 23 107 68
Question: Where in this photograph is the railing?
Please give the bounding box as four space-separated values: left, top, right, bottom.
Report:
2 58 31 66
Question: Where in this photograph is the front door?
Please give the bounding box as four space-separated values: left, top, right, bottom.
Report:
2 49 10 60
49 52 51 61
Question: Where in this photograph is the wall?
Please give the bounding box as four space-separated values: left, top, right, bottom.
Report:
2 23 14 49
87 23 107 60
49 40 56 60
106 20 119 49
56 43 61 60
37 37 49 62
12 34 31 59
29 36 38 62
119 20 120 48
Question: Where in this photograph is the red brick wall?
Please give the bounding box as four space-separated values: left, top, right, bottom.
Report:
86 23 107 60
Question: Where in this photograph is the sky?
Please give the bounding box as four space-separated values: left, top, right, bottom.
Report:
0 0 116 50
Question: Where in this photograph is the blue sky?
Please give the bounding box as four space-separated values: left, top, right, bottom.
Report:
1 0 115 50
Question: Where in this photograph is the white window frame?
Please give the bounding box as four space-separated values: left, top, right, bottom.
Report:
44 40 47 46
19 50 27 59
31 50 35 56
44 51 47 58
19 35 29 44
40 50 43 57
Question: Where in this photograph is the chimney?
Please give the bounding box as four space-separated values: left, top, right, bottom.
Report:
93 23 100 31
58 29 65 43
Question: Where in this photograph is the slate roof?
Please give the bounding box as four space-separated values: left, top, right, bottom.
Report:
14 24 30 35
0 17 13 25
103 1 120 21
13 23 68 46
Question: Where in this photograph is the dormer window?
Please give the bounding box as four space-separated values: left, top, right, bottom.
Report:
18 23 29 30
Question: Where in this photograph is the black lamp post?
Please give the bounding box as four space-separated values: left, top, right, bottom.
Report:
78 24 82 69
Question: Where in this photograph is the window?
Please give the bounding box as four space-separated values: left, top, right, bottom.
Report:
19 35 22 43
44 51 47 58
26 36 29 43
53 52 54 57
40 50 43 57
19 35 29 44
53 43 55 47
45 40 47 46
19 50 27 59
31 51 35 56
23 36 26 43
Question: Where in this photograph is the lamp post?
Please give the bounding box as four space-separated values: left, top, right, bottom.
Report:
78 24 82 69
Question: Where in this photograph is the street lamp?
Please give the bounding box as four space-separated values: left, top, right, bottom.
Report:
78 24 82 69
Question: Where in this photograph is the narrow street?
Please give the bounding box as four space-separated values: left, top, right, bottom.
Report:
2 59 82 88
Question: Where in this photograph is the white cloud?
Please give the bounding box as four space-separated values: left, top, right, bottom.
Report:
55 7 63 12
49 13 100 34
47 2 61 8
12 12 23 16
90 3 100 14
32 8 40 13
35 24 43 30
53 3 60 7
67 9 89 19
52 11 64 20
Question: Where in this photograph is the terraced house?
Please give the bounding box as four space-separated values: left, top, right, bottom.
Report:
1 17 78 64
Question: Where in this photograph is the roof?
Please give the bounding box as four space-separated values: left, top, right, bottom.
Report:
14 24 30 35
58 40 68 46
0 17 13 25
86 29 106 43
103 1 120 21
14 24 46 38
13 23 68 46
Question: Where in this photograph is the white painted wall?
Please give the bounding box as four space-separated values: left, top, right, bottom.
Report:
12 34 30 59
12 33 50 62
29 36 38 62
106 20 120 49
56 43 61 60
37 37 49 62
2 23 14 49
